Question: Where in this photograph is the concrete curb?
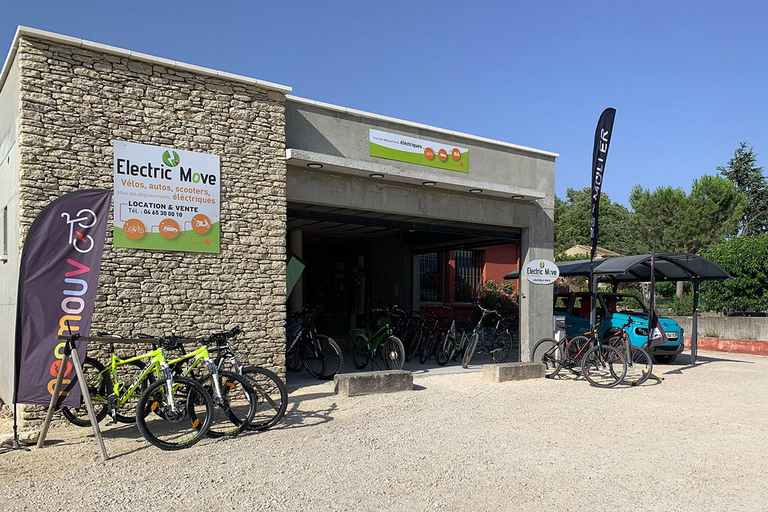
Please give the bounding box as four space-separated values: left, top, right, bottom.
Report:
685 337 768 357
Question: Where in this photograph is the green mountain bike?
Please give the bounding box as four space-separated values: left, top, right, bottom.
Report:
351 307 405 370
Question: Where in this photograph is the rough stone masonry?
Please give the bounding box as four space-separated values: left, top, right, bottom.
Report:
14 36 288 426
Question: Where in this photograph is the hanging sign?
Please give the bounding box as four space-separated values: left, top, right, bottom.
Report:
369 129 469 173
113 141 220 253
523 259 560 285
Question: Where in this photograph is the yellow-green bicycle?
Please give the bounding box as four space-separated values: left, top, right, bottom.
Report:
61 334 256 450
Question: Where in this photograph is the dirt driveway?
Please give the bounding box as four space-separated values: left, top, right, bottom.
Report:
1 350 767 511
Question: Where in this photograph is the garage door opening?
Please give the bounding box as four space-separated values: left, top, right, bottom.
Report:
286 203 523 384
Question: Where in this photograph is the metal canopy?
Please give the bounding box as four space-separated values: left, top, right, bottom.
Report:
503 252 730 283
504 252 731 366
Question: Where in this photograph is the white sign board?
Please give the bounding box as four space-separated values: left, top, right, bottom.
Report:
524 259 560 285
113 141 220 253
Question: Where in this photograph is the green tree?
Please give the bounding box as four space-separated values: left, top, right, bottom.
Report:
554 188 634 257
682 175 745 252
718 142 767 236
702 234 768 313
628 185 687 252
629 177 744 253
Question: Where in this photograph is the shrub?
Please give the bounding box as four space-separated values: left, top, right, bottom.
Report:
478 280 519 322
703 234 768 314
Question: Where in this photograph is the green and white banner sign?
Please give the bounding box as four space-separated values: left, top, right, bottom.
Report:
113 141 220 253
369 129 469 173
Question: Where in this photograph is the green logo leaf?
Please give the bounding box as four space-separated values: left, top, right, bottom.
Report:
540 262 545 268
162 150 180 167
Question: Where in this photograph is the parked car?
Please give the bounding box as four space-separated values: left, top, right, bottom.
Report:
554 292 684 364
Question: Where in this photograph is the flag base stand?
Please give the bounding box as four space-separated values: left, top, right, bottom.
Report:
0 407 31 454
36 334 108 461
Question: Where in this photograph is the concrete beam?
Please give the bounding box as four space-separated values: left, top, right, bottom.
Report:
334 370 413 397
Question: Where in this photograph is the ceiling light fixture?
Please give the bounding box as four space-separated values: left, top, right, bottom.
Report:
307 163 323 169
370 173 385 178
511 195 524 199
469 188 483 194
422 181 437 187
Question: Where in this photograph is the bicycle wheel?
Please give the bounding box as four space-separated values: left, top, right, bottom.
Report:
581 345 627 389
381 336 405 370
61 357 109 427
492 330 513 363
304 335 344 380
462 332 481 369
241 366 288 431
135 375 213 450
419 331 437 364
351 334 371 369
435 332 454 366
406 331 424 362
565 335 590 375
114 361 153 424
286 344 302 372
194 371 256 438
623 344 653 387
531 338 564 378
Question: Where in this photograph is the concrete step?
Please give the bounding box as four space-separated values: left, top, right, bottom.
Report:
334 370 413 397
482 362 545 383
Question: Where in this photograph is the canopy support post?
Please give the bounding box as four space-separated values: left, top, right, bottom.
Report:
691 280 700 365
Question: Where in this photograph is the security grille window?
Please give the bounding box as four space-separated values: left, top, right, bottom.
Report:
419 252 445 302
455 250 484 302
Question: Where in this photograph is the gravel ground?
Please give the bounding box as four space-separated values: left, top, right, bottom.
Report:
1 350 767 512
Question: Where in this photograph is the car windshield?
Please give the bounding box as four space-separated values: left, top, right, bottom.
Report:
602 294 647 315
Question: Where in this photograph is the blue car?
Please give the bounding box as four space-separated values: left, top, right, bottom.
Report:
554 292 684 364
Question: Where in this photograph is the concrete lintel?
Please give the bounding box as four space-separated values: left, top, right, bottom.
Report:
334 370 413 397
287 95 559 159
286 148 545 201
482 362 545 383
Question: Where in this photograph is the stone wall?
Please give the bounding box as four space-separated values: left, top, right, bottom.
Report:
15 36 287 425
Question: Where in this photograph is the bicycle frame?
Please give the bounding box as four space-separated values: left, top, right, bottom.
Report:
105 341 218 414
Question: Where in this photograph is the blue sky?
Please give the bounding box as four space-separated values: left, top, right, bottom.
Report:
2 0 766 206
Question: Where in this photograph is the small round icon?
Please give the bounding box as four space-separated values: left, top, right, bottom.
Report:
437 149 448 162
451 148 461 161
123 218 146 240
424 147 435 161
191 213 212 234
159 218 180 239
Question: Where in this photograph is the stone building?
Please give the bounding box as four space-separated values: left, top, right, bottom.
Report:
0 27 557 417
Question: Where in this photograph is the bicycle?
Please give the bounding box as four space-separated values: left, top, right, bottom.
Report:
605 317 653 386
63 334 257 446
531 326 628 388
419 310 448 364
476 311 514 364
434 305 472 366
61 208 96 253
461 305 501 368
204 327 288 430
351 308 405 370
61 334 216 450
285 307 344 380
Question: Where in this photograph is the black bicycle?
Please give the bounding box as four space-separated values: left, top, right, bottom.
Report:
286 307 344 380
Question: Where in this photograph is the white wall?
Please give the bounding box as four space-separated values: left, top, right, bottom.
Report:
0 54 21 405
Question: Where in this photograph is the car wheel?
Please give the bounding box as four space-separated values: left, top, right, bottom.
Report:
652 354 678 364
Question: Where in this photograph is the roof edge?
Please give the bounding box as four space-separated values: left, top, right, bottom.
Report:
286 94 560 159
0 26 292 95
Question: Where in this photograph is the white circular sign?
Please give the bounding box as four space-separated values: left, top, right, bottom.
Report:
523 259 560 285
